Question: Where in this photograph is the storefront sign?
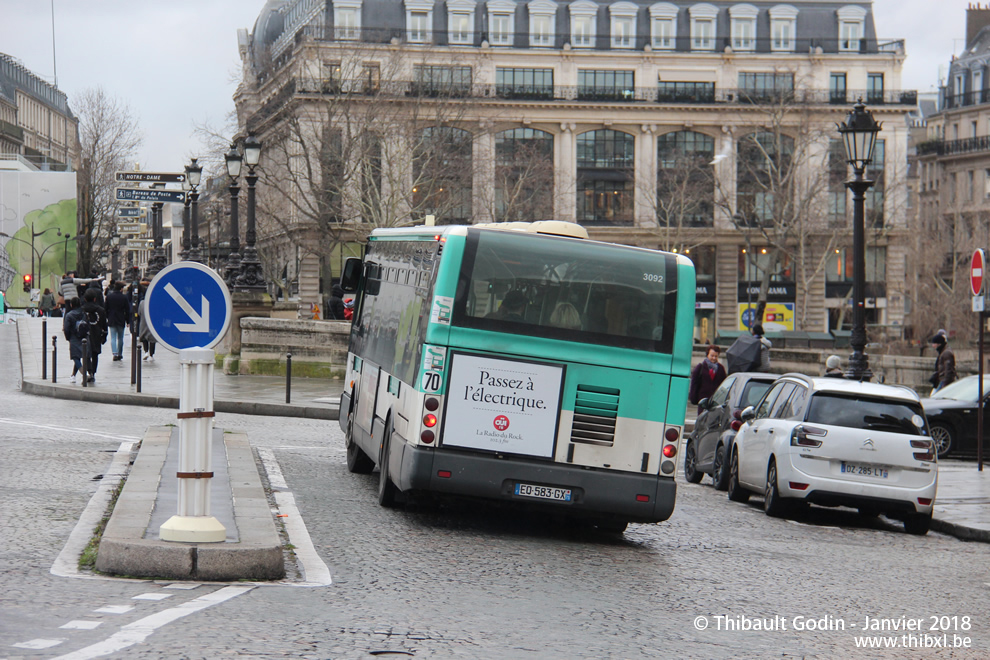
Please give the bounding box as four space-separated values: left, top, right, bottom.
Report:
738 303 795 332
443 353 563 458
737 281 796 302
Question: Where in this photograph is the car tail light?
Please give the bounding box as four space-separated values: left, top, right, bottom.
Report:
662 444 677 458
918 497 933 506
636 494 650 502
421 430 435 444
789 482 809 490
438 470 451 478
730 420 742 432
423 413 437 427
790 425 826 447
911 439 935 462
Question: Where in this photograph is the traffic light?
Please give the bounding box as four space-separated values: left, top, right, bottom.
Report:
22 274 32 293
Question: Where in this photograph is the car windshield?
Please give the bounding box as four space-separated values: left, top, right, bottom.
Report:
805 394 925 436
930 376 990 403
740 380 772 409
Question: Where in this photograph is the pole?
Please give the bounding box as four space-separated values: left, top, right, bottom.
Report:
979 310 985 472
81 338 89 388
51 336 57 383
286 351 292 404
41 317 47 379
136 342 142 393
844 169 874 381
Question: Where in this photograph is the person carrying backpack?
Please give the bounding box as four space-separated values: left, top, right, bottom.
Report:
62 297 89 383
80 289 109 383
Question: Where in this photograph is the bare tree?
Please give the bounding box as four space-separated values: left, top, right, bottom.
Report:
75 87 142 276
645 130 717 253
473 127 556 223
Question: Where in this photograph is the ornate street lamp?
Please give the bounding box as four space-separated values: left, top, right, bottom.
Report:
180 178 191 261
224 143 243 288
185 158 204 263
146 183 168 276
235 135 266 291
836 99 882 381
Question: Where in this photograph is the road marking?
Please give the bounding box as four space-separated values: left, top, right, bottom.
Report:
258 447 332 587
94 605 133 615
60 621 102 630
51 441 135 579
133 593 173 601
51 586 253 660
14 639 64 649
0 418 141 442
163 583 201 590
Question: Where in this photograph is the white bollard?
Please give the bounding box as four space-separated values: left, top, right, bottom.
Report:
160 347 226 543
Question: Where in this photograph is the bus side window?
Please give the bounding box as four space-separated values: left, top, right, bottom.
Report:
365 263 381 296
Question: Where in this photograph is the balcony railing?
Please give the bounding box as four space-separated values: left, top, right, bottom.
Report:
916 135 990 157
943 90 990 110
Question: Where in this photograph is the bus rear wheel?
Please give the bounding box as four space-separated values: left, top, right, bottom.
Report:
345 409 374 474
377 418 400 508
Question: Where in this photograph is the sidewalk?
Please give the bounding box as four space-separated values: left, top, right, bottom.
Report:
14 317 990 544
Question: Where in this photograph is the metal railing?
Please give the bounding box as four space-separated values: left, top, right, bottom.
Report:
916 135 990 157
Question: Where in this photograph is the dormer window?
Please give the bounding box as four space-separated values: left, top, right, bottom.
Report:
729 4 757 51
570 0 598 48
528 0 557 47
447 0 476 44
649 3 677 50
837 5 866 52
406 0 434 43
610 2 638 49
488 0 516 45
334 0 363 40
690 3 718 51
770 5 798 51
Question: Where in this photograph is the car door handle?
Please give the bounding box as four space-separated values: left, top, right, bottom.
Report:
767 428 774 434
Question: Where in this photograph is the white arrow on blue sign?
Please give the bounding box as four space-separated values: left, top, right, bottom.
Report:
144 262 232 352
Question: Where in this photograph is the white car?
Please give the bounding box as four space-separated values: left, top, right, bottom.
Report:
728 374 937 535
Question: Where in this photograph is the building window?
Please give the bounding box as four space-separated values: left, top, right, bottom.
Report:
657 80 715 102
494 128 555 221
689 3 718 51
412 65 472 96
738 72 794 103
650 2 678 49
570 0 598 47
736 131 794 226
414 127 473 223
578 70 635 101
487 0 516 45
974 69 984 104
528 0 556 47
577 129 635 226
827 247 886 284
656 131 715 227
405 0 434 43
837 5 866 51
729 4 757 51
769 5 798 51
867 73 884 104
610 2 638 49
446 0 476 44
828 139 847 226
865 139 884 227
829 72 847 104
334 0 363 40
496 67 554 99
969 170 976 202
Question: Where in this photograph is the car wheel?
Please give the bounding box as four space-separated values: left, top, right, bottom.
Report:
763 459 790 518
377 418 400 508
683 440 703 484
930 423 954 459
903 512 932 536
345 406 375 474
727 450 750 503
712 443 730 491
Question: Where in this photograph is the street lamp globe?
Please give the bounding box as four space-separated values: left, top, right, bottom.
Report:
225 143 243 179
243 135 261 168
185 158 203 188
837 100 881 171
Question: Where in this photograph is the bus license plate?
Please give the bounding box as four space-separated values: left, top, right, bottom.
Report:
840 462 888 479
515 483 572 502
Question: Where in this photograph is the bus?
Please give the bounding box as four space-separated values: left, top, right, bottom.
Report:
338 221 696 531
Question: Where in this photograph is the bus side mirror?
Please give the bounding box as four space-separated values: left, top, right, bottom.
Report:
341 258 362 292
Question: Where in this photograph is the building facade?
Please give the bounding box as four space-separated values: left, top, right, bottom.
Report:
235 0 914 337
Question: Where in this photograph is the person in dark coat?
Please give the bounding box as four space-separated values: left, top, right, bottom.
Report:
689 344 727 412
86 279 105 308
931 331 956 393
104 280 132 361
80 289 109 382
327 283 346 320
62 297 88 383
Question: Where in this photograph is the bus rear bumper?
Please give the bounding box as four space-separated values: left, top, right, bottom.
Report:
395 442 676 523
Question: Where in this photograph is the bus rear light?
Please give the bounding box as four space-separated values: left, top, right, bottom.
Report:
636 494 650 502
438 470 451 478
662 444 677 458
789 482 809 490
425 397 439 411
918 497 932 506
664 428 679 443
421 430 435 444
423 413 437 427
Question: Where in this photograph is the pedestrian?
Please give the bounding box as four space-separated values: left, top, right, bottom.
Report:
326 282 346 320
59 271 95 307
62 297 88 383
80 289 109 383
930 331 956 393
39 288 56 317
104 280 131 361
86 278 105 308
823 354 844 377
751 323 772 372
689 344 727 411
138 298 156 361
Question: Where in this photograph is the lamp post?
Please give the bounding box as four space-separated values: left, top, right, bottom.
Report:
235 135 266 291
147 183 168 276
185 158 204 263
224 143 242 288
110 233 120 280
1 224 58 294
180 179 191 261
837 99 881 381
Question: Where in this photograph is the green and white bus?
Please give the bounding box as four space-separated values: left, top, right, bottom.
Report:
338 221 696 530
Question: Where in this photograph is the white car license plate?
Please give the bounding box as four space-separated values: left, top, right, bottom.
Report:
515 483 572 502
840 461 888 479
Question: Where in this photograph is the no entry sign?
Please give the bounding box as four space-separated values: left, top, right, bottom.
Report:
972 249 986 297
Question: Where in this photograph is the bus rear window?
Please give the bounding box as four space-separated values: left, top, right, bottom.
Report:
453 230 678 352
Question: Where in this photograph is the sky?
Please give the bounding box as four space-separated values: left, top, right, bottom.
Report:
0 0 976 173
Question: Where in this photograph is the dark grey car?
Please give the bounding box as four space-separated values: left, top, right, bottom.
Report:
684 373 776 490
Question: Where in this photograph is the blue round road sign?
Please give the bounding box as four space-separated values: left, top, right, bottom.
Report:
144 262 232 351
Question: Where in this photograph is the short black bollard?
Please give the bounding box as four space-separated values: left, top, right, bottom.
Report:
286 352 292 404
136 343 142 393
51 336 57 384
81 338 89 388
42 317 48 379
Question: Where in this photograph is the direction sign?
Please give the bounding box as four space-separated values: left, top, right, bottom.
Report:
116 188 187 203
118 222 147 234
117 207 146 218
116 171 186 183
144 262 232 352
972 249 986 297
126 239 154 249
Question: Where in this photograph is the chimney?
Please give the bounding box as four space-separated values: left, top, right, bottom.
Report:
967 3 990 49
